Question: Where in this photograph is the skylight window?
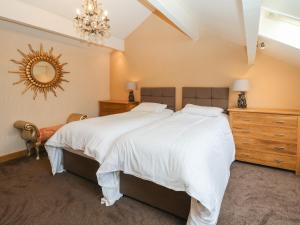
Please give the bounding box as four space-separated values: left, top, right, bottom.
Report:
265 10 300 27
259 7 300 49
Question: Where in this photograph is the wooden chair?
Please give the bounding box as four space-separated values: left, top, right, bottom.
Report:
14 113 87 160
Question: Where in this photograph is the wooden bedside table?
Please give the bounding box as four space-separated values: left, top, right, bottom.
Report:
228 108 300 175
99 100 139 116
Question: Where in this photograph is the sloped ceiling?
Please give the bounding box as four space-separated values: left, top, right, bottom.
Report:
1 0 248 51
1 0 299 67
184 0 245 45
147 0 300 67
145 0 259 65
18 0 152 40
0 0 152 50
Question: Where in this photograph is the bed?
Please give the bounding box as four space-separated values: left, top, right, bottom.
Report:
63 87 231 221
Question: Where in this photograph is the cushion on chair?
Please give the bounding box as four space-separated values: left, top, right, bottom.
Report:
38 124 63 143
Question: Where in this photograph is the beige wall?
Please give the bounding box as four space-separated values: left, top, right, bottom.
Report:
0 21 110 156
110 14 300 110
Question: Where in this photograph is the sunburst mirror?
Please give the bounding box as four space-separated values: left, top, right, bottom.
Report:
9 44 69 100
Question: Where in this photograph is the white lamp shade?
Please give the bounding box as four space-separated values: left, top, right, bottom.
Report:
232 79 249 92
127 82 137 90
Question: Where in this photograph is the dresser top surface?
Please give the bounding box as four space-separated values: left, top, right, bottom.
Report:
228 108 300 115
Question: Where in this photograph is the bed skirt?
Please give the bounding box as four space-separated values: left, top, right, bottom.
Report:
63 149 190 219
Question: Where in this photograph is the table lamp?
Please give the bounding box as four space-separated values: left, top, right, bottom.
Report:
232 79 249 108
127 82 137 102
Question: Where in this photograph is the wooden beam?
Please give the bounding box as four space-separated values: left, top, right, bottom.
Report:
0 0 124 51
242 0 262 65
146 0 199 40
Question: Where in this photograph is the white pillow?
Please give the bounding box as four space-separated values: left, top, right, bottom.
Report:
182 104 224 116
131 102 167 113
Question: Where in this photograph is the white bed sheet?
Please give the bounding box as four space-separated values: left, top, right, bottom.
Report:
98 112 235 225
45 110 173 175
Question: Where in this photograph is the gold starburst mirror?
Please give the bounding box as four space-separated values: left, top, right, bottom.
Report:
9 44 69 100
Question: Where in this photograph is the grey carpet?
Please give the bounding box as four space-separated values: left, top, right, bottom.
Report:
0 157 300 225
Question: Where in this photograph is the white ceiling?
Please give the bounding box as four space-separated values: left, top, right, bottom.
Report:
18 0 152 39
19 0 246 45
2 0 300 67
184 0 245 45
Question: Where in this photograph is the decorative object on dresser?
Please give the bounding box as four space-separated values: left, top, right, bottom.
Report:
9 44 69 100
13 113 87 160
232 79 249 108
127 82 137 102
99 100 139 116
229 108 300 175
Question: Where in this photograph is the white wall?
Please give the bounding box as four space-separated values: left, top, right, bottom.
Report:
0 20 111 156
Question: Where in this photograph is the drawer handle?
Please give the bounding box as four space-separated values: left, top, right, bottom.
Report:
275 121 285 124
275 134 285 137
273 147 286 151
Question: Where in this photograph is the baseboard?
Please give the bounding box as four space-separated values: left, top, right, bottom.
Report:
0 149 27 164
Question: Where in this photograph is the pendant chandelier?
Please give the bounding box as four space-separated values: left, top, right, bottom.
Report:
74 0 110 41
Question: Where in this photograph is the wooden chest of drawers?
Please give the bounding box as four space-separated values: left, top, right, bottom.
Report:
99 100 139 116
228 108 300 175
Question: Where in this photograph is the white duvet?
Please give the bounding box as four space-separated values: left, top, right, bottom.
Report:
98 112 235 225
45 110 173 175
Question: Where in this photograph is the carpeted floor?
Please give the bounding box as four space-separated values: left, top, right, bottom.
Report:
0 156 300 225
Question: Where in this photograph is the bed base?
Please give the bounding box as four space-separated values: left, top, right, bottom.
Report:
64 150 99 183
63 149 190 219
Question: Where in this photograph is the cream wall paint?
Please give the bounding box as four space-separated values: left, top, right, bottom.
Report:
110 14 300 110
0 20 110 156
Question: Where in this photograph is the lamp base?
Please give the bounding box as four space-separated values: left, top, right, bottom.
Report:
237 92 247 108
128 90 135 102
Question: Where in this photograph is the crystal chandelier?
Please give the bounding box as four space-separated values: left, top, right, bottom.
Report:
74 0 110 41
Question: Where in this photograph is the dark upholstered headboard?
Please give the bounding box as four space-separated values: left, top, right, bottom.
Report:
182 87 229 111
141 87 176 111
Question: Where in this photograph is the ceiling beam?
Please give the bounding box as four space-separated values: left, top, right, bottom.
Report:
242 0 262 65
145 0 199 40
0 0 124 51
